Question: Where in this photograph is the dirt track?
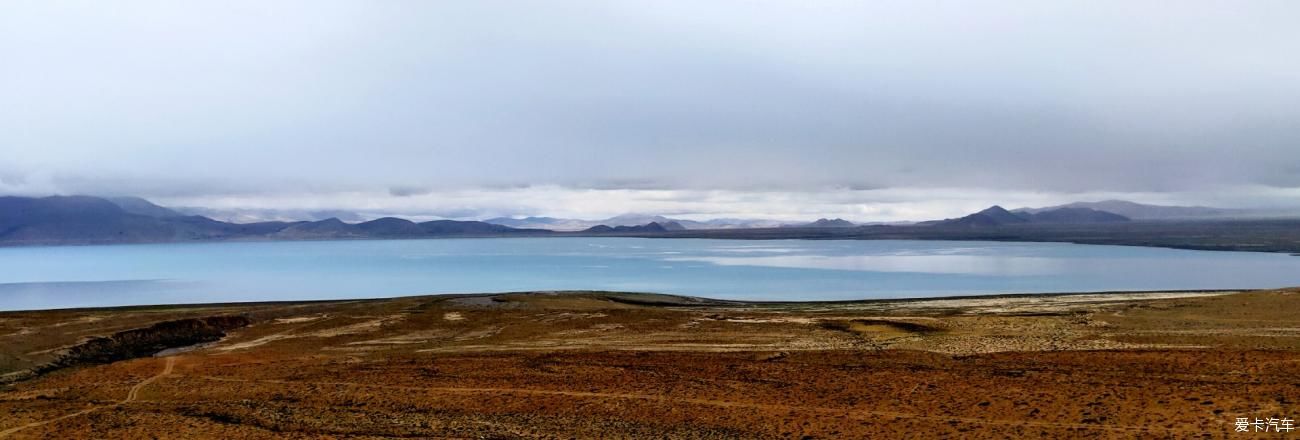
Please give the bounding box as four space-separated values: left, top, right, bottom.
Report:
0 357 173 438
2 289 1299 438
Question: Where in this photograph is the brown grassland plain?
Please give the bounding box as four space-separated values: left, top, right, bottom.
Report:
2 289 1299 438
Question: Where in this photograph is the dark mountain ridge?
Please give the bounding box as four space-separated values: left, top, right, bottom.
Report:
0 196 545 246
106 196 184 218
785 218 857 228
484 214 780 230
1013 200 1246 220
581 222 676 233
933 205 1130 227
357 217 426 236
1027 207 1129 224
8 195 1300 255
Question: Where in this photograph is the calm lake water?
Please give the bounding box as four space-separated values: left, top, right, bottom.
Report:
3 237 1300 311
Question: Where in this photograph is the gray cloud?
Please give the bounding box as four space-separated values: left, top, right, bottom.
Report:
0 167 27 186
388 186 432 197
2 1 1299 213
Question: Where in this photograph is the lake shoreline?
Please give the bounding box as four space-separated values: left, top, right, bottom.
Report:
0 288 1253 314
5 217 1300 255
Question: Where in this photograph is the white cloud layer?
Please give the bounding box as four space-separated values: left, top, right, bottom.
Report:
103 186 1300 223
3 1 1300 216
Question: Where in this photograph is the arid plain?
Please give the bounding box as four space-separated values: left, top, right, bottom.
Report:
3 289 1299 438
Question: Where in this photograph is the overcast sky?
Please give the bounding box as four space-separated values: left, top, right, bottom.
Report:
3 1 1299 221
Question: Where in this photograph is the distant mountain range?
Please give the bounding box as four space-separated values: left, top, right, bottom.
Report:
581 221 683 233
273 216 527 240
925 199 1300 227
5 194 1298 246
484 214 783 231
928 205 1130 227
0 196 547 246
1011 200 1251 220
182 200 1299 229
174 206 370 223
783 218 857 228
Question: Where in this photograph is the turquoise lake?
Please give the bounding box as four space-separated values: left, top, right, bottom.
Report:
3 237 1300 311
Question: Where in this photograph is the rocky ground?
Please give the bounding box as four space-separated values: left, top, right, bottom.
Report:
2 289 1299 438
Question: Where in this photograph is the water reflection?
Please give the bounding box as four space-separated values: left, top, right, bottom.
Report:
668 254 1064 276
2 238 1298 311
